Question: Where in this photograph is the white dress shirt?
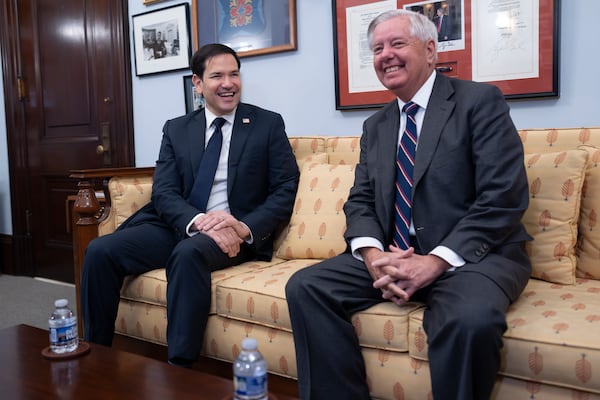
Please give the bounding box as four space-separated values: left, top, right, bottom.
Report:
185 108 253 243
350 71 465 270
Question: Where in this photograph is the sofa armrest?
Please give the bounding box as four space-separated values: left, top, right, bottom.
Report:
69 167 155 337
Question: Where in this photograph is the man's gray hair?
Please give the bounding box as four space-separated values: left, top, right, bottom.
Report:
367 9 438 60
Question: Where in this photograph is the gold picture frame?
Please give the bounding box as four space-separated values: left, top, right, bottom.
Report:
191 0 297 58
333 0 560 109
143 0 168 5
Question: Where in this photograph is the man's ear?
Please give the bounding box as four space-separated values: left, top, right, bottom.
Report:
426 39 436 65
191 74 203 95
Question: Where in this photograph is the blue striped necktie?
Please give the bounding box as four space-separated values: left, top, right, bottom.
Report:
393 102 419 249
188 117 226 212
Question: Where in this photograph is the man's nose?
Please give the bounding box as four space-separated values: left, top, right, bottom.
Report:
379 44 393 59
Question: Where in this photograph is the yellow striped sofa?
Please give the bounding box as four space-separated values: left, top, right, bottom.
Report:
71 128 600 399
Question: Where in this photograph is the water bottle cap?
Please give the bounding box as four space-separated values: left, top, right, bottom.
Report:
54 299 68 308
241 337 257 350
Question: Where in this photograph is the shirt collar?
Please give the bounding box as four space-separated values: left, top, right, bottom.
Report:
397 70 436 112
204 108 236 128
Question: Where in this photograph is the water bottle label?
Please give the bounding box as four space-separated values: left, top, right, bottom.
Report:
234 374 267 397
49 323 77 345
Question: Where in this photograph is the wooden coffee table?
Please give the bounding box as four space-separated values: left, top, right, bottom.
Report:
0 324 296 399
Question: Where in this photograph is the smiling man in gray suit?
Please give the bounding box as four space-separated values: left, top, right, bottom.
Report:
81 44 299 368
286 10 531 400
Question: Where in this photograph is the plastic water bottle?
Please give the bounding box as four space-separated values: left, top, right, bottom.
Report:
48 299 79 353
233 337 268 400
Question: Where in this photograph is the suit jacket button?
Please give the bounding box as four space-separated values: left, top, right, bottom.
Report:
475 249 482 257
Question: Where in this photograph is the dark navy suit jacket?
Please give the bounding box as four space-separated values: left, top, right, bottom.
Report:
120 103 300 261
343 73 532 301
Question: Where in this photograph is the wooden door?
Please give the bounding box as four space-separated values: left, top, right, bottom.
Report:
0 0 134 282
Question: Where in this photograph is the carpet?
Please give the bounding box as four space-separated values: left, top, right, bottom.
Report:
0 274 76 331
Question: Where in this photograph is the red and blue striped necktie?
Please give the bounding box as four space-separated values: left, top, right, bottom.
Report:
393 102 419 249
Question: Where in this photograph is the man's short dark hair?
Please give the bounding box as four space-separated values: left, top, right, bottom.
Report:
190 43 241 78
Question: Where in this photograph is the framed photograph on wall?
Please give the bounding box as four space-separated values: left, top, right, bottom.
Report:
132 3 192 76
183 75 205 113
332 0 560 109
191 0 297 58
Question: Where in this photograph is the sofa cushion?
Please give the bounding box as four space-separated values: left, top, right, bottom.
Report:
276 163 356 259
214 258 423 351
519 128 600 152
98 174 153 236
408 278 600 394
288 136 326 160
577 145 600 279
108 175 153 230
325 136 361 165
295 152 328 169
115 259 286 344
215 259 316 331
521 149 588 284
520 128 600 281
352 301 424 353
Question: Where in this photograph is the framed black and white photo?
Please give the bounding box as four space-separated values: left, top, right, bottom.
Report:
132 3 192 76
183 74 205 113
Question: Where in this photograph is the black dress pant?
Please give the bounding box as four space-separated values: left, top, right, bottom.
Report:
81 222 252 363
285 252 516 400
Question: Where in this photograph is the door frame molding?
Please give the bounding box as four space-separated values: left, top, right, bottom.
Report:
0 0 135 277
0 0 33 276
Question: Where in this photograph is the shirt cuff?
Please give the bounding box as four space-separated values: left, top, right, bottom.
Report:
186 213 205 237
239 221 254 244
350 237 384 261
429 245 465 271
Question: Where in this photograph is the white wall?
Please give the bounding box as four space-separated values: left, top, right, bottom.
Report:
1 0 600 234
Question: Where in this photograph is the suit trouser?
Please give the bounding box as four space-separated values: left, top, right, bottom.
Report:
285 252 514 400
80 222 252 362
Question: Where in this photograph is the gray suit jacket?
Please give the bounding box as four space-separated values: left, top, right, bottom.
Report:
121 103 300 261
344 73 531 299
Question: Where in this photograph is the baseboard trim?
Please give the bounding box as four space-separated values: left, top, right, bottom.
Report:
0 233 14 274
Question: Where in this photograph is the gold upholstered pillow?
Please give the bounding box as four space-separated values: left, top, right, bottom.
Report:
109 175 153 229
576 145 600 278
326 136 361 165
296 152 328 170
522 150 589 284
288 136 326 160
276 163 356 260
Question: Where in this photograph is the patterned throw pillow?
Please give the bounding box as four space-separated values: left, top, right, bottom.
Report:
326 136 361 165
519 128 600 280
109 175 153 229
576 145 600 278
276 163 356 259
521 149 589 284
288 136 326 161
296 152 328 169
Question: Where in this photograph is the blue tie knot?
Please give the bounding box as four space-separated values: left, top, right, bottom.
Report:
403 101 419 116
213 117 226 130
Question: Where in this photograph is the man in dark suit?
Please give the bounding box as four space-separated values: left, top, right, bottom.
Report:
81 43 299 367
153 31 167 58
286 10 531 400
434 7 450 42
